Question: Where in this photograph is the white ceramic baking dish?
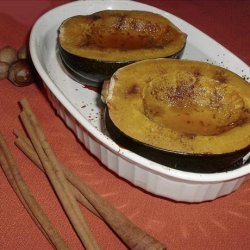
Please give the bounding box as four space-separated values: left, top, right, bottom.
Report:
29 0 250 202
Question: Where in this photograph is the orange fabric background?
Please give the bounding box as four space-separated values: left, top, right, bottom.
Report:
0 1 249 249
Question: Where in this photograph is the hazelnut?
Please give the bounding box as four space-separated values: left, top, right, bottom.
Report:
0 46 17 64
8 59 34 86
0 61 10 80
18 45 28 60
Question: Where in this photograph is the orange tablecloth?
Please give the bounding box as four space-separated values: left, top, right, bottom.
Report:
0 1 249 249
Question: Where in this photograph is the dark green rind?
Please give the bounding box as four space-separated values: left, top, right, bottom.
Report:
105 109 250 173
58 44 186 87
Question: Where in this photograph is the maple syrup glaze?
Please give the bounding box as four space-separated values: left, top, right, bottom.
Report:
84 15 177 50
86 31 175 50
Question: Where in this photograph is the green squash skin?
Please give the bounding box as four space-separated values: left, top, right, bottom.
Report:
59 45 131 86
105 109 250 173
59 44 185 87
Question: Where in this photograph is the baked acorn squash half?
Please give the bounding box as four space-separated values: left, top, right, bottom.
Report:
102 59 250 173
58 10 187 87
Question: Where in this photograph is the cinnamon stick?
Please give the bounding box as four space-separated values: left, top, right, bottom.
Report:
18 98 166 250
0 154 54 247
64 162 166 250
14 129 100 218
19 98 99 250
0 133 68 250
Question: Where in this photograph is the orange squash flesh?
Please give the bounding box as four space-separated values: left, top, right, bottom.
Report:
103 59 250 172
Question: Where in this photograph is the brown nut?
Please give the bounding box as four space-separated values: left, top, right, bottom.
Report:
0 46 17 64
0 61 10 80
8 59 34 86
18 45 28 60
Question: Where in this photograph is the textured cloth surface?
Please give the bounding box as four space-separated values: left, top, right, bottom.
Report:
0 1 249 249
